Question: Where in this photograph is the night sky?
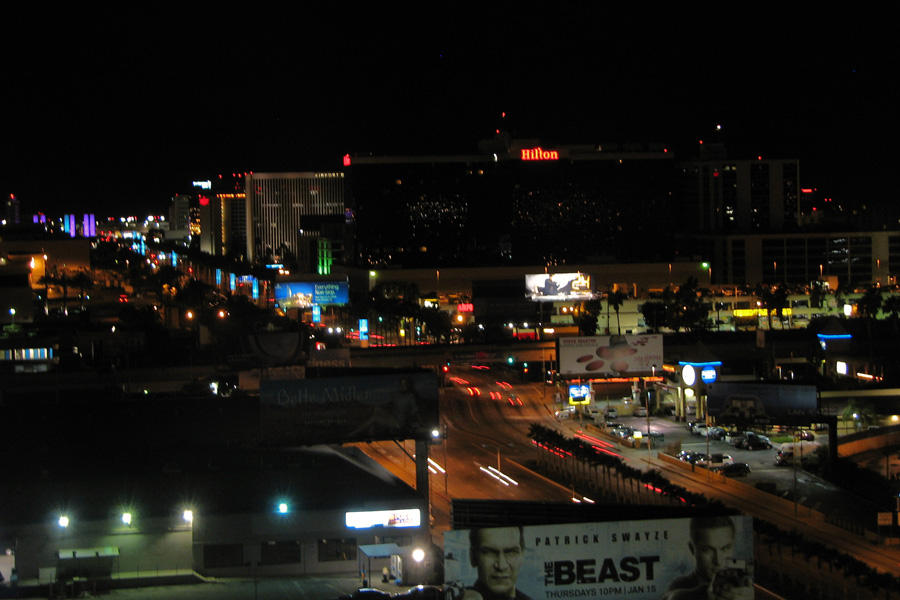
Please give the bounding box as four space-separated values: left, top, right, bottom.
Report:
2 9 896 218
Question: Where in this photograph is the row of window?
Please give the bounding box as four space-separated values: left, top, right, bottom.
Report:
202 538 357 568
0 347 54 361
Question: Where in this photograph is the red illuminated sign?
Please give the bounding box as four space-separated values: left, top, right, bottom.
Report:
343 154 352 167
198 196 210 207
520 147 559 161
457 303 473 312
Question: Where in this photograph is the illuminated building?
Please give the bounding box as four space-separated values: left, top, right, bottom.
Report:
678 157 800 234
344 139 676 267
245 172 347 271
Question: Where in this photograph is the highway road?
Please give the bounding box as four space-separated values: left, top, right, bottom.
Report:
356 363 900 578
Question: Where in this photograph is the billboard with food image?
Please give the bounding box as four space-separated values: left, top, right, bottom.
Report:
558 335 663 377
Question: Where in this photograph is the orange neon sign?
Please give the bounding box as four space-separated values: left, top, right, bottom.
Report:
520 147 559 161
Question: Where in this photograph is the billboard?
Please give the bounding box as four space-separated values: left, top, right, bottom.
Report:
707 382 818 424
260 372 439 444
274 280 349 308
444 516 753 600
525 273 593 302
559 335 663 377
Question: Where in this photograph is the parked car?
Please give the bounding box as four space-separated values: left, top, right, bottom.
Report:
697 453 734 469
737 433 772 450
707 426 727 440
677 450 707 464
775 450 793 466
393 585 443 600
798 430 816 441
647 430 665 442
613 426 634 439
340 588 393 600
725 431 746 446
606 407 619 419
604 421 624 430
715 462 751 477
634 406 648 417
693 425 709 437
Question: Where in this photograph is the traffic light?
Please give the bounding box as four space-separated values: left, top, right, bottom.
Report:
507 356 515 365
442 362 450 373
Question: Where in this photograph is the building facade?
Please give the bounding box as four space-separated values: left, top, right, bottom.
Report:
245 172 346 271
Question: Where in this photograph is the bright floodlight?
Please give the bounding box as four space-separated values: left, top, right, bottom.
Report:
182 510 193 523
412 548 425 563
58 515 69 528
121 512 132 525
431 428 441 439
277 502 289 514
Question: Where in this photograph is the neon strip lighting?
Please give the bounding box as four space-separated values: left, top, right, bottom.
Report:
678 361 722 367
817 334 852 340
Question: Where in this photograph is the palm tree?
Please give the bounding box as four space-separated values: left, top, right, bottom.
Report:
607 290 627 334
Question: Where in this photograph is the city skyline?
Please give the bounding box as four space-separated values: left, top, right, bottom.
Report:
3 10 896 219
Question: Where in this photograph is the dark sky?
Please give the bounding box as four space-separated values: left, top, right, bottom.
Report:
2 8 897 217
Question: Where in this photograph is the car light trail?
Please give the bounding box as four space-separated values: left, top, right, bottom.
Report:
486 465 518 486
427 458 446 474
479 466 510 486
574 431 615 448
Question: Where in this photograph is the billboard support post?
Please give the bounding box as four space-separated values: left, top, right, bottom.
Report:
415 439 430 529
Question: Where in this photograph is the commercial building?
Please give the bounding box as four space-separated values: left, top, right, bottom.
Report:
709 230 899 287
245 172 347 272
344 139 676 268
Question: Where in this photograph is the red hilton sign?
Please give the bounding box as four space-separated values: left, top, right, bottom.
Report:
520 147 559 161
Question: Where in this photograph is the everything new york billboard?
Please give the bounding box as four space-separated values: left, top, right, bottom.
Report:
274 281 349 308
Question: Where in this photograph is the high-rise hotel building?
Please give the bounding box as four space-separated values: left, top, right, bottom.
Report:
244 172 347 272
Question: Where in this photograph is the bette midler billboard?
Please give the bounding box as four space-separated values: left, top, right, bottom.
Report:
444 515 753 600
260 372 439 445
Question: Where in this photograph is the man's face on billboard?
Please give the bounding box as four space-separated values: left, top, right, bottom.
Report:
690 524 735 582
474 527 523 597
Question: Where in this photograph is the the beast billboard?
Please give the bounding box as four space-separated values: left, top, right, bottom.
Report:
444 515 753 600
260 372 439 444
558 335 663 377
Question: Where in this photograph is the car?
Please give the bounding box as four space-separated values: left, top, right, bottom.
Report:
613 426 634 439
606 408 619 419
634 406 648 417
724 431 746 446
676 450 707 464
775 450 794 466
686 421 699 433
507 395 523 407
693 425 708 437
393 585 443 600
707 426 727 441
555 407 575 420
738 434 772 450
798 430 816 441
604 420 624 429
697 453 734 469
340 588 393 600
646 430 665 441
716 462 751 477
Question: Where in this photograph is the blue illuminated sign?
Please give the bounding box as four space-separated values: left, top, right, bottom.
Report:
274 281 350 307
359 318 369 341
700 367 718 384
312 305 321 323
